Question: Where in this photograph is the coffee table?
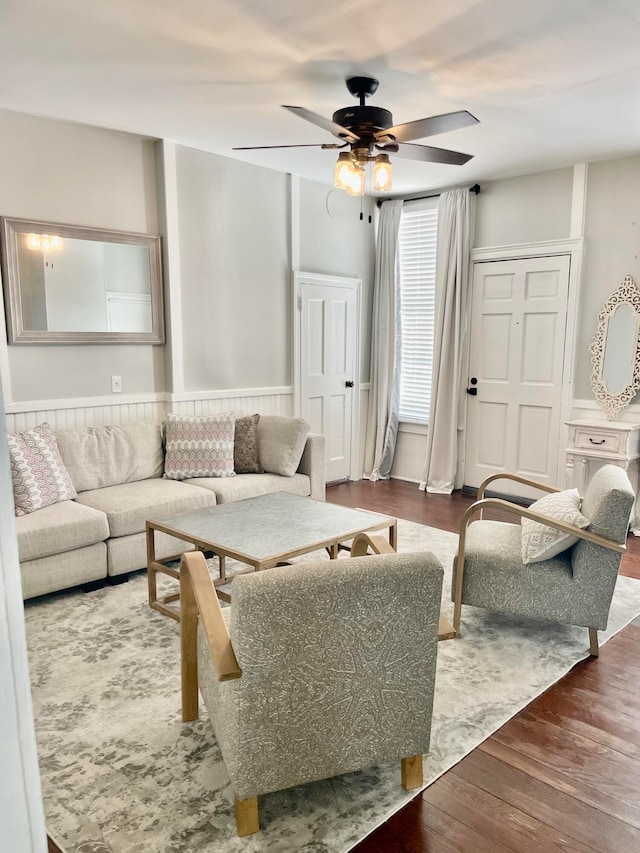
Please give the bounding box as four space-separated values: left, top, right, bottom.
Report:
146 492 456 640
146 492 396 619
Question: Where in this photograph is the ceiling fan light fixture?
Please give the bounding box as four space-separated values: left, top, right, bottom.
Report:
373 153 393 191
345 162 365 197
334 151 356 190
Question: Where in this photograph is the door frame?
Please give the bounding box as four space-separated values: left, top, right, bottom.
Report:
464 238 584 490
292 270 362 482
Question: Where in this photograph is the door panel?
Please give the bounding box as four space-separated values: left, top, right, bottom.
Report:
299 279 358 483
465 255 571 497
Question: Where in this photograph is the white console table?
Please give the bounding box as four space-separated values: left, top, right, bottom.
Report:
565 419 640 532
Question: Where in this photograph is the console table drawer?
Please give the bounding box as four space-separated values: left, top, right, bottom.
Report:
573 429 620 453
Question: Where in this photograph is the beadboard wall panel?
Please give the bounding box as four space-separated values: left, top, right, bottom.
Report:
4 389 293 434
167 391 292 419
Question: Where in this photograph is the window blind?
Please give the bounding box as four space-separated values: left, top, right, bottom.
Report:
397 203 438 424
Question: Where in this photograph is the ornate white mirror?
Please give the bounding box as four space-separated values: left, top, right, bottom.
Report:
588 274 640 419
1 217 164 344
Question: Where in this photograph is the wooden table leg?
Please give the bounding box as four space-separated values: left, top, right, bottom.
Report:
147 524 157 607
389 521 397 550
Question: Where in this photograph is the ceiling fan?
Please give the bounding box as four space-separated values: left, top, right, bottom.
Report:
233 76 479 195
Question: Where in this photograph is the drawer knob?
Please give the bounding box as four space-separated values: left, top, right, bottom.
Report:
589 437 606 445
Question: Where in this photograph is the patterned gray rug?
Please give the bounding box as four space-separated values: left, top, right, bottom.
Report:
25 519 640 853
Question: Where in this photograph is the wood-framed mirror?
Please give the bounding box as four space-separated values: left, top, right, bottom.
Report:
588 274 640 419
0 217 165 344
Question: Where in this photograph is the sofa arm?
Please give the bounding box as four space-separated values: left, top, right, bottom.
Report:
297 433 325 501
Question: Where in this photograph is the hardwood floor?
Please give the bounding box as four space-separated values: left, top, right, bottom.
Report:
327 479 640 853
46 479 640 852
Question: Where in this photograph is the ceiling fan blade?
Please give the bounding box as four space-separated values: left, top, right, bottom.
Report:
233 143 333 150
376 110 479 143
282 105 360 143
387 142 474 166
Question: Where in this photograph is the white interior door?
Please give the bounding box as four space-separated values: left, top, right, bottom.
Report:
465 255 571 497
295 273 360 483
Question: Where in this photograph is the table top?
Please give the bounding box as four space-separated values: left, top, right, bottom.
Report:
148 492 395 563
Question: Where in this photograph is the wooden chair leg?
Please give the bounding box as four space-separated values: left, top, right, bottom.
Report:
589 627 599 657
235 795 259 836
401 754 423 790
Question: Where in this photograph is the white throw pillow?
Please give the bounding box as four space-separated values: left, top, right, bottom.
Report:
521 488 589 565
8 422 77 516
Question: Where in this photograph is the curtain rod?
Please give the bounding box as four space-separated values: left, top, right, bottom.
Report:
376 183 480 207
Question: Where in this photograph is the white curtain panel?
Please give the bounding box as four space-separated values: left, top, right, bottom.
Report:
420 188 476 493
363 198 403 481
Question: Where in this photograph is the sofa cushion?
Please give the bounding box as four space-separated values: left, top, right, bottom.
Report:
107 530 195 577
16 499 109 562
9 422 77 516
234 414 263 474
164 413 236 480
21 542 108 601
258 416 310 477
75 478 217 538
56 422 164 492
185 472 311 504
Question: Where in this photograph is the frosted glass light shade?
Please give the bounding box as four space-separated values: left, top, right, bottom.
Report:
345 164 365 196
373 154 392 191
334 152 356 189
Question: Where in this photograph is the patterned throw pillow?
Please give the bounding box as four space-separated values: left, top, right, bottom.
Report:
234 414 263 474
8 422 77 516
521 488 590 564
164 413 236 480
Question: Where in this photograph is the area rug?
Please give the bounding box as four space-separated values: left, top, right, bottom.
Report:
25 519 640 853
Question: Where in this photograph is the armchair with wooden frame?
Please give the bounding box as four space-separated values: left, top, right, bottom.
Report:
452 464 634 655
179 535 443 836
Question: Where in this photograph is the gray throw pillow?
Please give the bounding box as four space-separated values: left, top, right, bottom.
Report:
258 416 310 477
234 414 263 474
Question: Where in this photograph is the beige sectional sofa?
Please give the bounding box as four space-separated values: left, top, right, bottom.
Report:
17 416 325 600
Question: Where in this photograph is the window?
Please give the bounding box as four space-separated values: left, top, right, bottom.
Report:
397 199 438 424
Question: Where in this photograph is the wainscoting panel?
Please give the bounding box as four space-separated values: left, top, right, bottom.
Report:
4 388 293 434
5 400 166 434
168 391 292 419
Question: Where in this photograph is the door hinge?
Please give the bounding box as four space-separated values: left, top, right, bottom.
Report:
297 295 302 311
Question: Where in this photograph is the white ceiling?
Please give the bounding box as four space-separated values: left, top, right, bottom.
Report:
2 0 640 196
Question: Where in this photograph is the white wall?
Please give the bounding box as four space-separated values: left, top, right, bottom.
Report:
474 167 573 248
0 376 47 852
297 180 376 383
0 109 163 402
175 145 290 392
575 155 640 399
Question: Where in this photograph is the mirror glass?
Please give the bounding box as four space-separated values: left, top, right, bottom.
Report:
602 303 639 395
1 218 164 344
589 274 640 419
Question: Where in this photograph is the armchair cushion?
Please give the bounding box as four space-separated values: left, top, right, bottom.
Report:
454 520 577 621
521 488 589 564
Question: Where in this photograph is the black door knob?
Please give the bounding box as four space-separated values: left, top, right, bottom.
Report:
345 380 354 388
466 387 478 396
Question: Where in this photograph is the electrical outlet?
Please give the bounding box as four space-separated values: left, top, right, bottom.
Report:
111 375 122 393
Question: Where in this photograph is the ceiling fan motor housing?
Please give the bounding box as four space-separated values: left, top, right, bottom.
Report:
332 106 394 155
